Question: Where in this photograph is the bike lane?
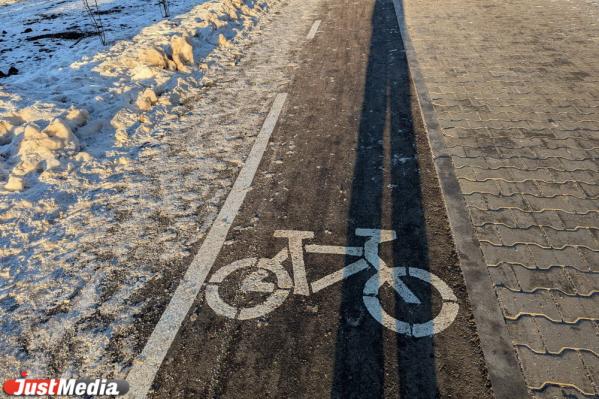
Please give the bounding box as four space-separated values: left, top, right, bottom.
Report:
142 0 493 396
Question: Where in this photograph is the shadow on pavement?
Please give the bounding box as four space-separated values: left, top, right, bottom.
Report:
331 0 438 396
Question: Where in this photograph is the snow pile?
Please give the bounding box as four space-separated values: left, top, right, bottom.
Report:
1 0 266 193
2 108 87 191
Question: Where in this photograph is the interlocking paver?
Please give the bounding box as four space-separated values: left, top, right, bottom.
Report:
522 195 598 214
508 316 599 359
533 386 593 399
530 211 569 230
493 225 550 248
516 345 596 396
468 207 517 227
506 317 545 351
552 292 599 323
498 284 599 323
542 227 599 250
580 351 599 394
488 263 520 290
458 179 502 196
508 265 576 295
565 269 599 296
582 250 599 273
529 245 596 272
402 0 599 393
506 264 599 296
581 183 599 197
534 317 599 355
496 288 562 322
468 192 532 212
543 211 599 230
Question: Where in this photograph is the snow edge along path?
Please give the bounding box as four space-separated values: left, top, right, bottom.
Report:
125 93 287 399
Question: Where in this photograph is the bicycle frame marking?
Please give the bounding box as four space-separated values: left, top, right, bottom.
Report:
205 228 459 337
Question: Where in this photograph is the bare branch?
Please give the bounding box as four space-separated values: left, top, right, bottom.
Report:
158 0 170 17
81 0 107 45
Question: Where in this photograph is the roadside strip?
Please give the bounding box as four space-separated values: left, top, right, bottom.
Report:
125 94 288 399
306 20 321 39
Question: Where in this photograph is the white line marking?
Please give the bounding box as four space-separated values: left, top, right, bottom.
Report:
273 230 314 295
125 93 288 399
310 258 370 293
363 267 458 337
305 244 363 256
306 20 321 40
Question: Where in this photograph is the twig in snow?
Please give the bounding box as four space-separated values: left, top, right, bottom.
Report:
81 0 107 45
158 0 170 17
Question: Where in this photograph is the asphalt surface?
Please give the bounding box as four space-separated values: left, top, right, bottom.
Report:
144 0 494 396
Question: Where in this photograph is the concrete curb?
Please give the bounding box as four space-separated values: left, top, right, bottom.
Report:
391 0 530 397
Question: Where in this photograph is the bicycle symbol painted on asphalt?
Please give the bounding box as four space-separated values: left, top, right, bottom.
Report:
205 228 459 337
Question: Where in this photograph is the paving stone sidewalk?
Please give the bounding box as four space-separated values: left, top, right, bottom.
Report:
401 0 599 397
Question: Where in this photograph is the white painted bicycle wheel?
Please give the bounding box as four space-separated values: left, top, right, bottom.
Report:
362 267 459 337
206 257 293 320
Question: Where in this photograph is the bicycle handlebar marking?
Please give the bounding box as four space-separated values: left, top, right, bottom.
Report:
205 228 459 337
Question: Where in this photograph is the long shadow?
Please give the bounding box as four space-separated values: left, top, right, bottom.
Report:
331 0 438 397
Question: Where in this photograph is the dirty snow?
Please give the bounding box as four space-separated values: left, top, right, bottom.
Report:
0 0 321 381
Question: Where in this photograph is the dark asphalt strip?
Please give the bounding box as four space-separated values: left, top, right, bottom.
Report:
147 0 493 397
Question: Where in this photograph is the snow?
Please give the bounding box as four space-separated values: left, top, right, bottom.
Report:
0 0 268 190
0 0 320 381
0 0 265 195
